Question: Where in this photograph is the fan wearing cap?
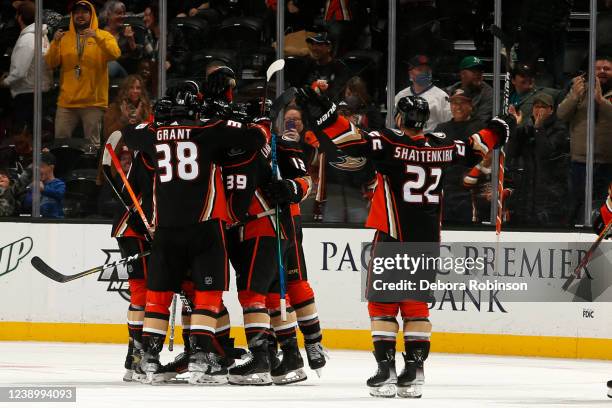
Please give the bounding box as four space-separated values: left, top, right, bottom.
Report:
446 56 494 124
22 151 65 218
433 88 486 224
45 0 121 146
394 55 451 133
302 32 349 98
509 63 560 121
505 91 570 226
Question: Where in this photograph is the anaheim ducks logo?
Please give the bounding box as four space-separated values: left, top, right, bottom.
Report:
329 155 368 171
97 249 130 302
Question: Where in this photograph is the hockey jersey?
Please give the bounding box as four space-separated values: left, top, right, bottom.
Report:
318 115 504 241
121 118 266 227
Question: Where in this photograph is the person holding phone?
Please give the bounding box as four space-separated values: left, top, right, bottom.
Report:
100 1 140 78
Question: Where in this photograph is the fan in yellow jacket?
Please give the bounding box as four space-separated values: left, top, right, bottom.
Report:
45 0 121 146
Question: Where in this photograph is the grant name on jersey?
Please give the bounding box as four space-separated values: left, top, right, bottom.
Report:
393 146 454 163
156 128 192 141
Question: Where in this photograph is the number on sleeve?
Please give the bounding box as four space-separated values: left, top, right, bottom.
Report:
291 157 307 172
226 174 247 190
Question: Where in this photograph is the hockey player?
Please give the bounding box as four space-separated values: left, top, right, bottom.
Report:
295 88 515 398
275 123 329 375
108 83 267 385
592 183 612 398
107 147 154 383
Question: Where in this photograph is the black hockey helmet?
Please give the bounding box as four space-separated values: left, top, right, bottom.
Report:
154 80 201 121
204 65 236 102
395 95 430 130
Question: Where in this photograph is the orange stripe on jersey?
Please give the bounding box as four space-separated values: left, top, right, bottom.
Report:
469 128 497 158
247 237 260 290
304 130 319 148
366 174 390 236
199 163 216 222
211 167 230 223
219 219 229 289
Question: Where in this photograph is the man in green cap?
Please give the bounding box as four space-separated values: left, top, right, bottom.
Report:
446 56 493 124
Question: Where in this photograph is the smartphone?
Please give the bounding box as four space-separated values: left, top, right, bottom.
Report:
286 119 296 131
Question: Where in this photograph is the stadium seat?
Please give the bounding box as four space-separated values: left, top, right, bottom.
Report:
195 8 223 27
169 17 211 52
64 168 99 218
50 139 92 181
213 16 263 51
187 49 240 77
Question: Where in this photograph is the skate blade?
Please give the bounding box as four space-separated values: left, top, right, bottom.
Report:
315 368 323 378
272 368 307 385
228 372 273 386
369 384 397 398
144 372 166 385
188 371 228 385
131 372 147 383
397 384 423 398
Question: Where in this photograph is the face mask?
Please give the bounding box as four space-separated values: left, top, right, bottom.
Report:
413 71 432 87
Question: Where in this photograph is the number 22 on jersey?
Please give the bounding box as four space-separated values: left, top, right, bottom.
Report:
155 141 199 182
403 164 442 204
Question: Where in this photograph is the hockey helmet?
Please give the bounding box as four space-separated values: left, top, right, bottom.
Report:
395 95 430 130
154 81 201 121
204 65 237 102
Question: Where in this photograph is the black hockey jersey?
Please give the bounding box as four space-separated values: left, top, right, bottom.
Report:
121 118 266 227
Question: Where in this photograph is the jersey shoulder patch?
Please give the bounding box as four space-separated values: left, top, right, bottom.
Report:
135 123 148 129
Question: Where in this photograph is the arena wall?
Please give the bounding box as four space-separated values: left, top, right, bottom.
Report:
1 222 611 360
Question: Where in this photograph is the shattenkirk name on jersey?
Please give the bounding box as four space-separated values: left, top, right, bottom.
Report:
392 145 454 163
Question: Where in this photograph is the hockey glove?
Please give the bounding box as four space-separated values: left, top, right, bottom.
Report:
263 179 303 206
487 114 517 148
295 87 338 129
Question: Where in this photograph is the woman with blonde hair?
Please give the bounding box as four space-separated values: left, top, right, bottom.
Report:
103 74 152 141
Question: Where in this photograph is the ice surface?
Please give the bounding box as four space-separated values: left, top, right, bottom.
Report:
0 342 610 408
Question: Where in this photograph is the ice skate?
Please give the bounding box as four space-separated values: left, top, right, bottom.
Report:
397 352 424 398
140 351 165 384
188 351 228 385
607 380 612 398
271 340 307 385
367 351 397 398
305 342 329 377
160 352 189 382
229 351 272 385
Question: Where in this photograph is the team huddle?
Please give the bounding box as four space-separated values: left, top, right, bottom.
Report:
104 63 515 396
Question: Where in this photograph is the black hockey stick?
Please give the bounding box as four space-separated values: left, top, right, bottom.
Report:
562 219 612 291
31 251 151 283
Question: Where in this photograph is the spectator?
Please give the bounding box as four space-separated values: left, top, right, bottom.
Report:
175 1 210 17
434 88 486 224
557 56 612 224
394 55 451 133
343 76 384 129
509 63 560 120
0 1 52 133
45 0 121 147
506 92 570 226
23 151 65 218
103 75 152 142
446 56 494 124
0 166 31 216
302 32 350 99
100 1 139 78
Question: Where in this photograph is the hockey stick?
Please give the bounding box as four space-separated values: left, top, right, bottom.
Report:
168 294 177 351
104 136 155 237
226 208 276 229
31 251 151 283
102 165 152 242
262 59 285 115
270 131 288 321
562 219 612 291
